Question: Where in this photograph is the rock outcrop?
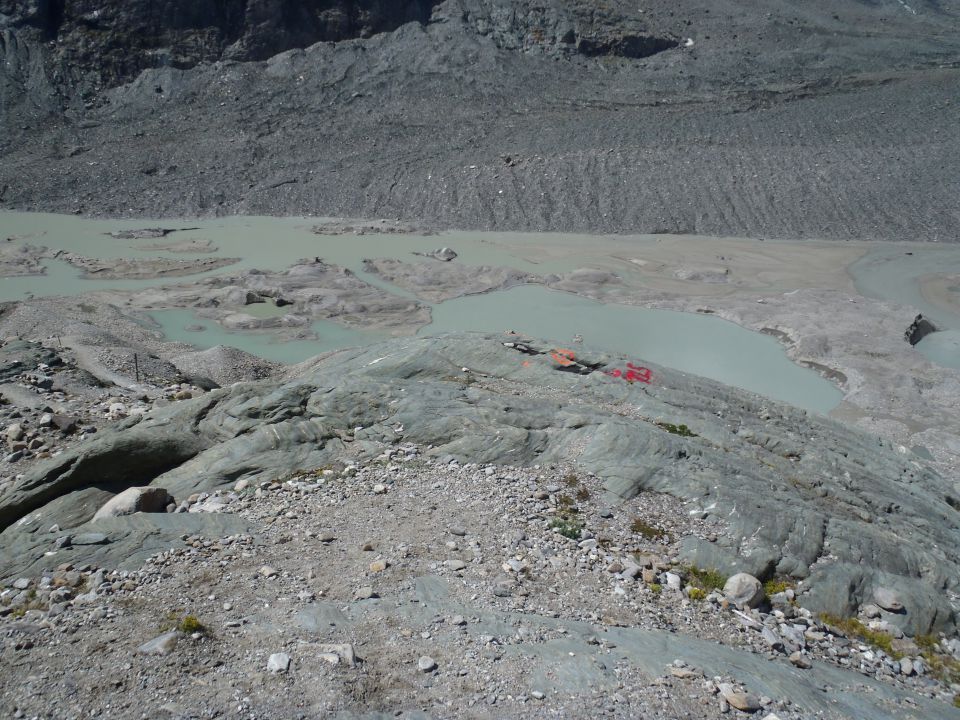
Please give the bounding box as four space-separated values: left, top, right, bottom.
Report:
1 332 957 636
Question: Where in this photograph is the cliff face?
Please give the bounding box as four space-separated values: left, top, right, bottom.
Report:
0 0 441 90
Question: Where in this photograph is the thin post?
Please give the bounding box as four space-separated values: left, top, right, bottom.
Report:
134 353 140 383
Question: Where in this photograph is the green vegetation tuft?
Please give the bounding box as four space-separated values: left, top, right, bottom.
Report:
563 474 579 487
178 615 206 634
575 486 590 501
763 578 795 596
686 566 727 592
656 422 697 437
820 614 902 659
953 695 960 709
649 583 662 594
630 517 665 540
549 517 583 540
915 634 960 685
687 587 707 601
161 611 208 635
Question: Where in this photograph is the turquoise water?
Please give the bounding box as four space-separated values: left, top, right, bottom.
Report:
1 210 908 413
425 285 843 413
148 309 385 363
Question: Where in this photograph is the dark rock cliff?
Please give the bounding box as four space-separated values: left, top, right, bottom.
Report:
0 0 441 90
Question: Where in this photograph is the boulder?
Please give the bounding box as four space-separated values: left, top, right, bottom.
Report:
723 573 765 609
93 487 174 521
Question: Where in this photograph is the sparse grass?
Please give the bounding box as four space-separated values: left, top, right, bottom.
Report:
820 614 902 659
557 494 575 509
630 517 665 540
649 583 662 594
953 695 960 709
548 517 583 540
686 566 727 592
763 578 795 596
915 634 960 685
575 486 590 501
687 587 707 601
178 615 206 634
563 474 579 487
161 611 208 635
655 421 697 438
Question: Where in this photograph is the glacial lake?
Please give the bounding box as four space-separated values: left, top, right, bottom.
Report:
4 210 958 412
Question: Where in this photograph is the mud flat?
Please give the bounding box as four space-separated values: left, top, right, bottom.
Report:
59 252 239 280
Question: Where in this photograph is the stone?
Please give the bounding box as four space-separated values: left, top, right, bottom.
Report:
418 656 437 672
5 423 25 448
861 603 882 619
899 657 915 676
233 478 249 492
718 684 761 713
448 526 467 536
761 627 784 653
259 566 278 578
72 533 109 545
445 559 467 571
354 586 378 600
789 651 812 669
873 587 904 612
664 572 682 591
51 415 78 434
372 483 388 494
92 486 174 520
723 573 765 609
267 653 291 673
317 643 356 666
12 578 30 590
137 631 179 656
369 560 389 572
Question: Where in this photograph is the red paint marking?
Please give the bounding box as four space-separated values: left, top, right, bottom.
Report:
605 361 653 384
522 360 531 367
550 348 576 367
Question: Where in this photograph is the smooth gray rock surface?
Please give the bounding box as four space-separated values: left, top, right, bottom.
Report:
0 332 957 634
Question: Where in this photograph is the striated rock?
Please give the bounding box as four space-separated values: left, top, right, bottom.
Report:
0 333 957 636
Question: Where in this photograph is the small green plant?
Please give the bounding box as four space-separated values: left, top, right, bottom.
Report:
763 578 795 596
915 634 960 685
575 486 590 501
820 614 902 659
161 611 208 635
656 422 697 438
549 517 583 540
686 566 727 592
687 587 707 601
178 615 206 634
649 583 662 594
953 695 960 709
557 494 575 509
630 517 664 540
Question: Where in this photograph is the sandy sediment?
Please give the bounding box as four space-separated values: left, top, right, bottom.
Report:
58 252 240 280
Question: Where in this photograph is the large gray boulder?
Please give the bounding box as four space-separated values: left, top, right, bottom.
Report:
92 487 174 521
723 573 765 609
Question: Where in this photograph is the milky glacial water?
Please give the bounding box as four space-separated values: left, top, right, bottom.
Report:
10 210 958 412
